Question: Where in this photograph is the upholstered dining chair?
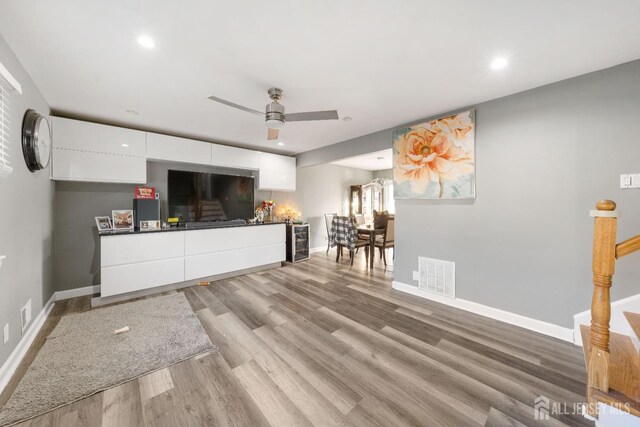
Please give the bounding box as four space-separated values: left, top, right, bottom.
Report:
324 213 338 254
330 216 369 266
375 216 394 266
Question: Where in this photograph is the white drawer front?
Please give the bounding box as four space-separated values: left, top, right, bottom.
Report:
184 224 285 256
211 144 259 170
52 148 147 183
52 117 146 157
101 232 185 267
101 258 185 297
184 243 285 280
146 133 212 165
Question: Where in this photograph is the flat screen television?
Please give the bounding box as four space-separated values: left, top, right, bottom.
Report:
168 170 254 223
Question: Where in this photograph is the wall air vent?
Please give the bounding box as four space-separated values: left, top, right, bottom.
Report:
418 256 455 298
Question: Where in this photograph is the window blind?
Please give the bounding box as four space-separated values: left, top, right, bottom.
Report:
0 79 13 177
0 62 21 178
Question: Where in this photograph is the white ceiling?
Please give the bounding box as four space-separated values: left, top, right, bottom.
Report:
1 1 639 155
332 149 392 171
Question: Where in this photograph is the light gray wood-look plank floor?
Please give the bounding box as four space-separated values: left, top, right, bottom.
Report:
0 252 592 426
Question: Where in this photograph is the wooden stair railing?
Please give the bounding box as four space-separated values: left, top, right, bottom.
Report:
586 200 640 418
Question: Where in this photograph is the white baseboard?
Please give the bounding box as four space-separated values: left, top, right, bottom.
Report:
0 284 102 395
0 294 55 395
573 293 640 346
309 246 326 254
392 281 575 343
55 285 100 300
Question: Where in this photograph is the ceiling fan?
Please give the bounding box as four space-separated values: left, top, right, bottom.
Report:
208 87 339 141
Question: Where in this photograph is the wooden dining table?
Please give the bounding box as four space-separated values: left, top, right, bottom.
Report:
357 225 385 269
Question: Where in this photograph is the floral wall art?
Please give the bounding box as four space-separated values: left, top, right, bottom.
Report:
393 109 475 199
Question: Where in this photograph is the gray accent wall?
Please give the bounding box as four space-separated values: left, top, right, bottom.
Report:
0 36 54 367
54 161 257 292
298 60 640 328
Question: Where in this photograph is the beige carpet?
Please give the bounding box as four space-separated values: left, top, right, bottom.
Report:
0 293 216 426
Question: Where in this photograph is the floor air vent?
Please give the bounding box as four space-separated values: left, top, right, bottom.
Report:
418 257 455 298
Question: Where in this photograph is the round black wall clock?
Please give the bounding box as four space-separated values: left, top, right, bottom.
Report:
22 109 51 172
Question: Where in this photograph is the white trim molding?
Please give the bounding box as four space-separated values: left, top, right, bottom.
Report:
392 281 575 343
309 246 327 254
55 285 100 301
0 294 55 394
0 62 22 94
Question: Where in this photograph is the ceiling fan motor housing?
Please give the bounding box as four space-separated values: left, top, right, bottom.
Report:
265 101 285 128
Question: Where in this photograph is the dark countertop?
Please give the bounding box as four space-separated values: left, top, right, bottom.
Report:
99 221 291 237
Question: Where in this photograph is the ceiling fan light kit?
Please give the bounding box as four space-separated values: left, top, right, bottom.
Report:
208 87 339 141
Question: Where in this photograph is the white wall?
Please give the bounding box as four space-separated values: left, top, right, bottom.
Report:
0 36 53 367
266 164 373 250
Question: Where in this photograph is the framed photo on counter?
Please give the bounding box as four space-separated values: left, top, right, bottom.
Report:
95 216 112 232
112 210 134 231
140 220 161 231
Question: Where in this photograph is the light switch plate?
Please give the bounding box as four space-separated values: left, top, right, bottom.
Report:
3 324 8 344
621 174 632 188
413 270 420 281
620 173 640 189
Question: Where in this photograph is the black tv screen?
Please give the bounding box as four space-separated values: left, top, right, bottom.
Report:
168 170 254 222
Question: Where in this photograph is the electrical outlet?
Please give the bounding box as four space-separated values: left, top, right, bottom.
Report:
413 270 420 281
3 324 8 344
20 299 32 334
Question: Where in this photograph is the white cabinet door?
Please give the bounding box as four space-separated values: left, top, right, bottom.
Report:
52 148 147 183
146 133 212 165
211 144 260 170
101 232 185 267
52 117 146 157
258 152 296 191
185 224 285 256
184 243 285 280
101 258 185 297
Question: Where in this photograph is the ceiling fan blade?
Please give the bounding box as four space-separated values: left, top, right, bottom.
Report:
284 110 339 122
267 128 279 140
207 95 263 116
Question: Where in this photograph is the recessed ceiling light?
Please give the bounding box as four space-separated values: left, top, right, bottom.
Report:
121 144 129 147
126 109 140 115
137 35 155 49
342 116 352 121
491 57 508 70
377 157 384 160
277 142 284 146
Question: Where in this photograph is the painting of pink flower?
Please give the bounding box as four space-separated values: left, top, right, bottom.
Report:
393 110 475 199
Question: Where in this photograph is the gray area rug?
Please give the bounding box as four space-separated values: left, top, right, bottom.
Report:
0 293 216 426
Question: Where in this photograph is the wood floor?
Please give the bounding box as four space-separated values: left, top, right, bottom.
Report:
0 252 592 427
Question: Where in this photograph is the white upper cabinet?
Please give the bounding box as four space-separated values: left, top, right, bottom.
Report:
52 117 146 157
50 117 296 189
258 152 296 191
211 144 259 170
146 133 212 165
51 117 147 183
52 149 147 183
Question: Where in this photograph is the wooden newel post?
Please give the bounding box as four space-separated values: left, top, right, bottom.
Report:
588 199 617 394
